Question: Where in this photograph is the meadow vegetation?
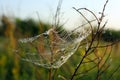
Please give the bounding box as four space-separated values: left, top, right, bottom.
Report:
0 0 120 80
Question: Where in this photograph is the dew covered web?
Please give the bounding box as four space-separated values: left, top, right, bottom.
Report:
16 25 91 69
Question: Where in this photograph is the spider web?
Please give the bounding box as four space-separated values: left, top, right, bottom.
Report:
16 26 91 69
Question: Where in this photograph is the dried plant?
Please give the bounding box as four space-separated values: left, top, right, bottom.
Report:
15 0 120 80
70 0 120 80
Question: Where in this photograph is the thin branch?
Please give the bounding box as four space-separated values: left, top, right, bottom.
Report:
99 0 109 22
71 37 95 80
71 19 96 33
99 46 112 71
91 40 120 49
77 8 99 22
73 7 94 37
108 65 120 80
75 65 97 76
82 58 98 64
99 64 110 76
71 0 110 80
97 0 109 31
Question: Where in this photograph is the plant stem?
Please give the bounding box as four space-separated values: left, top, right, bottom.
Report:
49 68 52 80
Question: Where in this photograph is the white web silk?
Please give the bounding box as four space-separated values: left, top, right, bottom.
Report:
17 27 91 69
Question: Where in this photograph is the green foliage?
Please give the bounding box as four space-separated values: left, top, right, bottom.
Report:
0 16 51 38
15 18 39 37
102 29 120 42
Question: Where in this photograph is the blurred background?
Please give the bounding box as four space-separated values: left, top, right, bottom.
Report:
0 0 120 80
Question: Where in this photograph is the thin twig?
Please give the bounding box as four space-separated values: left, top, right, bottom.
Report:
91 40 120 49
108 65 120 80
71 0 110 80
73 7 94 38
75 65 97 76
77 8 99 22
